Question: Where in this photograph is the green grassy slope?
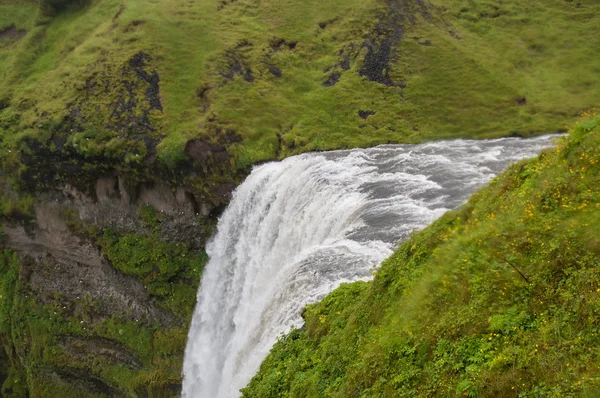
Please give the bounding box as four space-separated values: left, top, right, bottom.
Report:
0 0 599 175
243 115 600 397
1 0 599 396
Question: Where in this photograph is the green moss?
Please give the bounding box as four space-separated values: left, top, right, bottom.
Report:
136 204 163 229
0 251 29 397
1 0 599 176
0 224 208 397
243 116 600 396
98 230 206 319
0 175 35 221
1 0 600 396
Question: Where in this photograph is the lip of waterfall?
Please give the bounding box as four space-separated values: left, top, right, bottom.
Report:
182 134 561 398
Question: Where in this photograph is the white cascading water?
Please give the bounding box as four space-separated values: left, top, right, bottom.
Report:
182 135 559 397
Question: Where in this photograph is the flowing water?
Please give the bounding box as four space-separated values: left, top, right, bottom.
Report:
182 135 559 397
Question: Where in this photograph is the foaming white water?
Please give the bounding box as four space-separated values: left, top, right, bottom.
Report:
182 135 559 397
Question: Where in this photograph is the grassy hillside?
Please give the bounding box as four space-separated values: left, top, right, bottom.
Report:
1 0 599 396
0 0 599 177
243 114 600 397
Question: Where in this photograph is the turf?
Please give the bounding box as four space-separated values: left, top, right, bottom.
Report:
243 114 600 397
1 0 599 396
0 0 599 171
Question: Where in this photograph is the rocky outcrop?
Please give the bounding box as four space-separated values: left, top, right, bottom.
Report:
4 207 177 326
0 172 233 396
3 172 222 320
85 175 214 246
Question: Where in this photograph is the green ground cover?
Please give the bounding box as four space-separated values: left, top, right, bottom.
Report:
243 115 600 397
0 228 208 397
0 0 598 174
0 0 599 396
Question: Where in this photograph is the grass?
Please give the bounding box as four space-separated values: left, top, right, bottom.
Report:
243 114 600 397
0 0 598 173
0 0 599 396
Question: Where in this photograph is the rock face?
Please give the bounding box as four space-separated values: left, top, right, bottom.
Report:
4 204 178 327
88 175 211 247
0 174 233 397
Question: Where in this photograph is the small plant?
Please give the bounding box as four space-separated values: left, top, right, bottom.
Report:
136 204 163 229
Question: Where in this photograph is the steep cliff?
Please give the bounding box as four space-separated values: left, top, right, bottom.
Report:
0 0 599 396
244 115 600 397
0 176 218 396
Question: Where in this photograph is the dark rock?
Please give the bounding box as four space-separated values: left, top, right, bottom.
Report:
358 0 431 86
360 39 396 86
340 55 351 71
270 37 298 52
213 182 236 200
220 46 254 83
323 73 341 87
358 110 376 119
0 24 26 43
128 51 151 70
267 65 282 78
126 52 163 112
145 70 162 110
185 139 229 165
59 49 164 160
323 44 357 78
209 204 227 219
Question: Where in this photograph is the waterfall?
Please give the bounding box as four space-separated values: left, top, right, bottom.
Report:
182 135 559 397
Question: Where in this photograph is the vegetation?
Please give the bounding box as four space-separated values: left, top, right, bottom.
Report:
0 0 599 396
0 227 208 397
98 230 207 319
0 0 599 176
243 115 600 397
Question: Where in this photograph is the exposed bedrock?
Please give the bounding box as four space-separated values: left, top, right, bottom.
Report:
0 173 233 396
